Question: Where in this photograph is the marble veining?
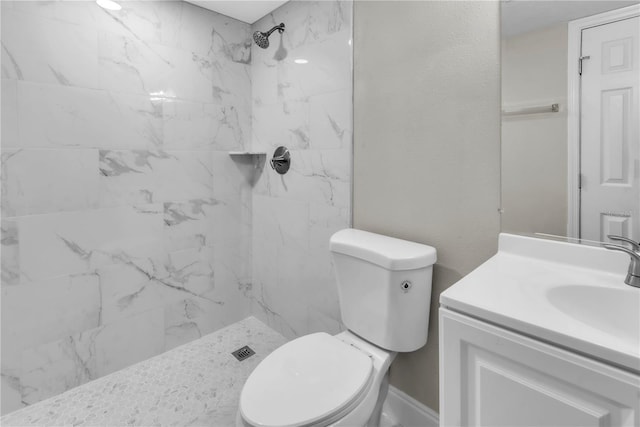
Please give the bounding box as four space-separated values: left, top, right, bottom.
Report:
1 219 19 286
1 0 353 415
0 317 287 426
249 0 353 340
1 0 254 415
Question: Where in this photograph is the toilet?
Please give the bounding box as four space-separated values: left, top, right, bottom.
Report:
237 228 437 427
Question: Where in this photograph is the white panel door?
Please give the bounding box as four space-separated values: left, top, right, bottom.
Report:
580 16 639 242
440 309 640 427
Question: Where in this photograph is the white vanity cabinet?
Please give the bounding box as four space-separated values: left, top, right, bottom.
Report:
439 309 640 427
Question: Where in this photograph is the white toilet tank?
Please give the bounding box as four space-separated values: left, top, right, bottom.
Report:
330 229 437 352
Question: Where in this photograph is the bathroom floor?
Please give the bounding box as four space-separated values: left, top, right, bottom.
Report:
0 317 287 426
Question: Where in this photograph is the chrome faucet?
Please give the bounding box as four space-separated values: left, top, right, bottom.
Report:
607 234 640 251
603 235 640 288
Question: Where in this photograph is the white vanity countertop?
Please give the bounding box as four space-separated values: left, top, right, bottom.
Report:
440 233 640 374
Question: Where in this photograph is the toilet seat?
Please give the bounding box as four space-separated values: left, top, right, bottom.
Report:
239 333 373 427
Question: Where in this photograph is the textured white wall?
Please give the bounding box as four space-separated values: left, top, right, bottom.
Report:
353 0 501 412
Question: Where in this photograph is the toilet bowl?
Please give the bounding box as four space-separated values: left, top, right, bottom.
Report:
237 229 437 427
237 331 395 427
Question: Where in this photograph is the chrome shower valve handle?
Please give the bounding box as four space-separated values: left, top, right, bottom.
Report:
270 146 290 175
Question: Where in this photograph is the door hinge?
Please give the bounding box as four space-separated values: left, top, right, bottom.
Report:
579 55 591 75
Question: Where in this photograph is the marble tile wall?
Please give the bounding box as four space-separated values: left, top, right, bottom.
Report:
1 1 253 414
1 0 353 415
249 0 353 339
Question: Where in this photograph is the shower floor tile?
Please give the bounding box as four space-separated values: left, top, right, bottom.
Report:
1 317 287 426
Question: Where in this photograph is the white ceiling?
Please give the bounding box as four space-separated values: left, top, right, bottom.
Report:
186 1 639 36
184 0 288 24
502 0 639 38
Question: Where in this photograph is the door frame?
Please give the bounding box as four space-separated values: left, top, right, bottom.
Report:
566 4 640 238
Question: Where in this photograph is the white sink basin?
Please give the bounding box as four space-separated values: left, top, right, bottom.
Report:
547 285 640 346
441 233 640 373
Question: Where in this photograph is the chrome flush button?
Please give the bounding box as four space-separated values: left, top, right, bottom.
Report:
401 280 412 293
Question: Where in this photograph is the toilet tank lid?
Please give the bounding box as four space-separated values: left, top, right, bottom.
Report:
330 229 437 270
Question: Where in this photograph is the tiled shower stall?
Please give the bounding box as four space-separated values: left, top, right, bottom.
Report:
0 0 352 414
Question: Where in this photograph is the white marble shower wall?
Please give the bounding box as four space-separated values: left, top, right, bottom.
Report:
0 1 253 414
249 0 353 339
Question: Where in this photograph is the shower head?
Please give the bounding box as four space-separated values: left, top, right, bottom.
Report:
253 23 285 49
253 31 269 49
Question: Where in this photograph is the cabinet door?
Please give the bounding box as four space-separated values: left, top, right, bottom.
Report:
439 308 640 427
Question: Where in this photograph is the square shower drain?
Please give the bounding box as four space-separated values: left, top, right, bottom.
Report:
231 345 255 361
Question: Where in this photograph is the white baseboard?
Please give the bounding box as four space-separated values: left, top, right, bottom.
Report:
381 385 439 427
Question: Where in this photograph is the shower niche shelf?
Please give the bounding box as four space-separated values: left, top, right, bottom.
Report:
228 151 267 178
